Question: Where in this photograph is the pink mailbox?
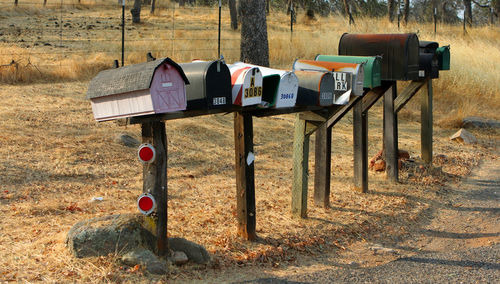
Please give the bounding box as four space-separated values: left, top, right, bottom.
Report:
87 58 189 122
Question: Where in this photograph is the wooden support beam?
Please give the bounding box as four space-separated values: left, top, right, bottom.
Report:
147 121 167 256
362 82 392 113
421 79 433 164
353 100 368 193
313 123 332 207
383 83 399 183
292 114 311 218
234 112 257 241
325 96 362 128
394 80 427 113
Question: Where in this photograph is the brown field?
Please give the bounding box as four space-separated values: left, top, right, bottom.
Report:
1 1 500 283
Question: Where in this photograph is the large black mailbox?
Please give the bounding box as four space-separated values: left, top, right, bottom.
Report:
418 41 439 78
294 70 334 106
179 60 233 110
338 33 420 81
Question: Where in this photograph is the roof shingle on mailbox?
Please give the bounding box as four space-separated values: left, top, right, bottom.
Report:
87 58 190 122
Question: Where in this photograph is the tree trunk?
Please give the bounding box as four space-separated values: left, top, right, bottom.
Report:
14 0 18 6
240 0 269 67
266 0 270 14
179 0 185 7
494 0 500 25
343 0 350 16
388 0 396 22
229 0 238 30
131 0 142 23
464 0 473 27
151 0 156 14
403 0 410 24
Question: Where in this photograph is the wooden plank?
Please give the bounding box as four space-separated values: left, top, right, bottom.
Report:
152 121 168 256
234 111 257 240
353 101 368 193
292 114 310 218
383 83 399 183
325 96 362 128
313 123 332 207
361 82 392 113
299 111 328 122
421 79 433 164
394 80 427 113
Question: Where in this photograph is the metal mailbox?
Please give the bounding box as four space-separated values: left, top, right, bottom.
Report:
419 53 439 79
338 33 420 81
228 65 263 107
234 62 299 108
436 46 450 70
179 60 232 110
293 59 363 98
419 41 439 53
294 70 334 107
315 55 382 89
87 57 189 122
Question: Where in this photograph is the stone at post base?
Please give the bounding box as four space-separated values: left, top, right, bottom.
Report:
168 237 211 264
66 214 155 258
450 128 477 144
121 248 168 275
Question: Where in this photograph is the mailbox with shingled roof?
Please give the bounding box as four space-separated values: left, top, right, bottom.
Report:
87 58 189 122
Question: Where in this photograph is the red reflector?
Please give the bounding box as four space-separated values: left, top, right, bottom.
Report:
137 144 156 164
137 193 156 215
139 147 154 162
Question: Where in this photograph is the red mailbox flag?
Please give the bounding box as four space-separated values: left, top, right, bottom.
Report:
138 143 156 164
137 193 156 215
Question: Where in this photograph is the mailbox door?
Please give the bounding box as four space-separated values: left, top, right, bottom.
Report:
338 33 420 81
332 71 352 105
229 66 263 106
295 71 332 106
315 55 382 88
275 72 299 108
419 53 439 79
436 46 450 70
150 63 187 113
204 61 233 109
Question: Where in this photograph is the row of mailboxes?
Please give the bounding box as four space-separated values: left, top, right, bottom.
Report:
87 34 450 121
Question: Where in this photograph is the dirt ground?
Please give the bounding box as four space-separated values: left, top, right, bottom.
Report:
0 81 499 283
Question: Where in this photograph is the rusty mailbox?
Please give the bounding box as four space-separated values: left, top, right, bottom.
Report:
228 64 263 107
87 57 189 122
315 55 382 89
234 62 299 108
293 60 355 105
338 33 420 81
179 60 233 110
294 70 334 107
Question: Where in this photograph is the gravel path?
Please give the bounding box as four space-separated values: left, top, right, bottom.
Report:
233 159 500 284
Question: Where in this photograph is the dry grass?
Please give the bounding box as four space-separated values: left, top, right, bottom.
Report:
1 3 500 283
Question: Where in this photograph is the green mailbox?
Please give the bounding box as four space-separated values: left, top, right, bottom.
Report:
436 46 450 70
315 55 382 88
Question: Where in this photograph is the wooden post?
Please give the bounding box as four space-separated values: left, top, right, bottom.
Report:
313 123 332 207
292 115 309 218
421 79 433 164
353 100 368 193
142 122 168 256
234 112 256 241
384 82 399 182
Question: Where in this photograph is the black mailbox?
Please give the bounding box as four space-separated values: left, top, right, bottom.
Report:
419 53 439 79
295 70 334 106
179 60 232 110
419 41 439 53
338 33 420 81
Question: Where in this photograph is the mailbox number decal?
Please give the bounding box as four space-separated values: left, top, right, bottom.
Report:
213 97 226 105
244 76 262 98
280 93 294 100
320 92 332 100
334 72 348 91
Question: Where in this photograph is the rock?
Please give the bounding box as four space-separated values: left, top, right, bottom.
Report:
66 214 155 258
171 251 189 266
168 237 210 264
370 245 398 255
450 128 477 144
373 160 386 172
462 116 500 129
115 133 140 148
122 248 168 275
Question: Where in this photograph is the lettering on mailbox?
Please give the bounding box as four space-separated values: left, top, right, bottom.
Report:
334 72 348 91
244 76 263 98
320 92 332 100
213 97 226 105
